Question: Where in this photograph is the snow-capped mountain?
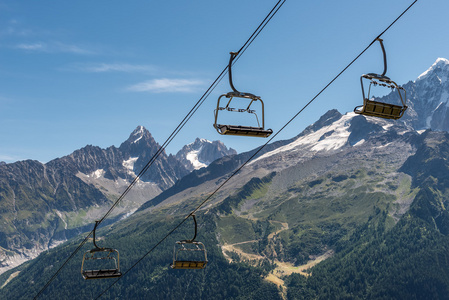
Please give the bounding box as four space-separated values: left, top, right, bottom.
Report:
0 125 238 274
0 126 189 273
175 138 237 171
143 108 417 214
248 109 413 171
1 58 448 277
401 58 449 131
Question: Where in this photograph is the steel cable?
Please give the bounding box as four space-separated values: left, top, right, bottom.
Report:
33 1 286 298
94 0 418 298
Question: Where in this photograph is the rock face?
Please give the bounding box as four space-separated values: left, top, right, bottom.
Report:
175 138 237 172
116 126 189 189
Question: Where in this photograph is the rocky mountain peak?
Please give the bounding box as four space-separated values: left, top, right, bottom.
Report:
400 57 449 131
119 125 159 158
129 125 150 143
416 58 449 83
175 138 237 171
126 125 155 145
297 109 343 138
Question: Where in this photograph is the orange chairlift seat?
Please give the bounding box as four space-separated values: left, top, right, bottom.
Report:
354 38 407 120
171 214 208 270
81 221 122 280
214 51 273 137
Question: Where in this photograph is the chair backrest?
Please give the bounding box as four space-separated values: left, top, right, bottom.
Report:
81 248 121 280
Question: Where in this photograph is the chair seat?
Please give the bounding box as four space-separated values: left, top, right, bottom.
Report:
216 124 273 137
354 99 407 120
171 260 207 269
82 269 122 280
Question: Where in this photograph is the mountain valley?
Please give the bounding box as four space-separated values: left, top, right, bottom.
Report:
2 58 449 299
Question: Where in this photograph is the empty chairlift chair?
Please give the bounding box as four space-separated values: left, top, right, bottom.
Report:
171 214 208 270
81 221 122 280
213 52 273 137
354 38 407 120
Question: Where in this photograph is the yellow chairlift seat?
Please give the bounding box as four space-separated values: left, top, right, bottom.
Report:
354 39 407 120
213 52 272 137
171 214 208 270
81 221 122 280
172 260 207 270
171 241 208 270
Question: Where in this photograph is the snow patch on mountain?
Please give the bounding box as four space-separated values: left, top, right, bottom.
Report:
131 126 145 144
382 124 393 131
252 113 354 164
353 139 365 147
90 169 105 179
123 157 138 175
186 147 208 170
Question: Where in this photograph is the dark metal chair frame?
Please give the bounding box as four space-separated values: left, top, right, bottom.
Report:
213 52 273 137
171 214 208 270
81 221 122 280
354 38 407 120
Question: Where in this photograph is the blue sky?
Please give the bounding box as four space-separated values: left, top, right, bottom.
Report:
0 0 447 163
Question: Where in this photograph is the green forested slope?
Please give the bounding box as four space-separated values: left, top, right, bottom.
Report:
0 213 281 299
287 190 449 299
2 130 449 299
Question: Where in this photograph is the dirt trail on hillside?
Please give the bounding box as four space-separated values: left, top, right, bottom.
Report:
1 271 20 289
220 221 333 299
268 221 289 239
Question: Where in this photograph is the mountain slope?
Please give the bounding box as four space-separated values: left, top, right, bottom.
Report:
0 110 438 299
0 108 441 299
0 126 233 274
287 132 449 299
3 59 449 298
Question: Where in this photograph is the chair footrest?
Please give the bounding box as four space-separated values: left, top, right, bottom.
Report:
82 269 122 279
216 124 273 137
171 260 207 269
354 100 407 120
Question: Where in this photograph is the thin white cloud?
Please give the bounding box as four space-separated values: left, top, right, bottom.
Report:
0 19 48 38
127 78 205 93
53 42 93 55
15 42 45 50
70 63 157 73
13 41 94 55
1 26 32 37
0 154 21 163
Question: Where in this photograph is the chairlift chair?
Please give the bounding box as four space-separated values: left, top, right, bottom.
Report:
81 221 122 280
171 214 208 270
213 52 273 137
354 38 407 120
